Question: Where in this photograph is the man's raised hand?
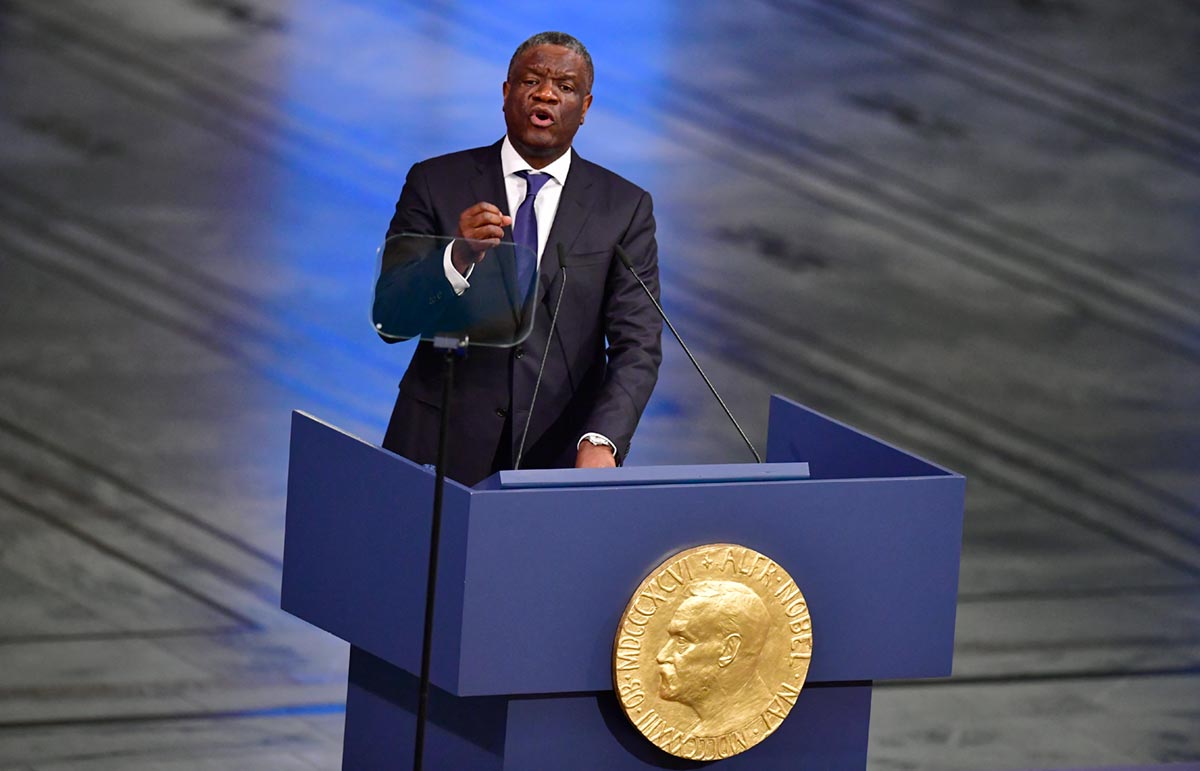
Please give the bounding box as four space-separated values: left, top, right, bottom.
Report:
452 202 512 275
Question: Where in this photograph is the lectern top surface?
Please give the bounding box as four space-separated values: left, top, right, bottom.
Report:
488 462 811 489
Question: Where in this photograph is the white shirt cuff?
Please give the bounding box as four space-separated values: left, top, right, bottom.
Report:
577 432 618 459
443 241 473 296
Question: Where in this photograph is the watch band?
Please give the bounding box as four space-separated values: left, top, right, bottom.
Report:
578 432 618 458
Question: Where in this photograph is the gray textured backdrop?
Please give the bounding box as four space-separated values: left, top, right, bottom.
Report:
0 0 1197 768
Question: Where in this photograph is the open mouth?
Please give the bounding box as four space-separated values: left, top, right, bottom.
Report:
531 108 555 128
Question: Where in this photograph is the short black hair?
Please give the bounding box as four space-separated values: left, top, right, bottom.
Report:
508 31 594 93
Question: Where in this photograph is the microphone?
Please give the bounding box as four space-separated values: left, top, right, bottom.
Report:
514 242 570 470
615 244 762 463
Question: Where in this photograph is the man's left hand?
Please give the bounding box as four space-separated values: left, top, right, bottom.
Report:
576 441 617 469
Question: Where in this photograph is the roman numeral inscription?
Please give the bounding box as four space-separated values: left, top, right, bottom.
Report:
612 544 814 760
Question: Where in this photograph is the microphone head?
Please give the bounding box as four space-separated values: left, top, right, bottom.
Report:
614 244 635 270
556 241 569 271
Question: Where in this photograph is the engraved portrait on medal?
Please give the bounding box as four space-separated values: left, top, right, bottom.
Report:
613 544 813 761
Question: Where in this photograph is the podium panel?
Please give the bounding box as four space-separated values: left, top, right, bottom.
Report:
343 647 871 770
282 395 965 769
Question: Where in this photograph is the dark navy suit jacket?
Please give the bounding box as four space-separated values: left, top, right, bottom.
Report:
376 140 663 486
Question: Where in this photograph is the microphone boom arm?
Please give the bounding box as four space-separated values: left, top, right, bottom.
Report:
615 245 762 463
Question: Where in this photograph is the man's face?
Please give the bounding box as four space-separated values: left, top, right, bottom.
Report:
503 44 592 167
655 599 725 706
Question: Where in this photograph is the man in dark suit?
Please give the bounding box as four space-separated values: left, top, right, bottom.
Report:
376 31 663 487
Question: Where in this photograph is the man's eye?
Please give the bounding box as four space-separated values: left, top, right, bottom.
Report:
561 84 574 93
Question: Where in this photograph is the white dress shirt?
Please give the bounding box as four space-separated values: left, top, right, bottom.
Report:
443 135 570 294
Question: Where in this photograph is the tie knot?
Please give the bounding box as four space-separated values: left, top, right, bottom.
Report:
516 170 552 200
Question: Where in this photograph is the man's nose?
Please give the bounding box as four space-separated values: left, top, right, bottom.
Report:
532 83 558 102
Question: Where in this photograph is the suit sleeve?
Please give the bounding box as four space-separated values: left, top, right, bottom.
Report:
584 190 663 460
372 163 463 341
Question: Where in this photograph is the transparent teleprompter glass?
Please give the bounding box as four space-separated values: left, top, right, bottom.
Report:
372 233 539 347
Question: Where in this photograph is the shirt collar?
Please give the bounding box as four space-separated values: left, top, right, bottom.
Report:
501 135 572 185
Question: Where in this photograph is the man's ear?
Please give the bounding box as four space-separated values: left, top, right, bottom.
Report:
718 633 742 668
502 80 510 103
580 92 593 125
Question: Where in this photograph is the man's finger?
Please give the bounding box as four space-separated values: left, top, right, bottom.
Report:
467 224 506 241
469 211 506 227
456 202 512 245
464 202 503 220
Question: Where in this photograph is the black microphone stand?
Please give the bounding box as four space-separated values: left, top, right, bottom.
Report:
515 243 569 470
412 333 467 771
615 245 762 463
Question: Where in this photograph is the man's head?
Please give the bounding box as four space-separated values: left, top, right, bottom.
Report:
503 32 593 168
655 581 771 709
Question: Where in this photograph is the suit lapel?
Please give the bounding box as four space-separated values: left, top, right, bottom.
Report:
468 141 523 328
540 149 594 304
469 140 511 221
510 150 596 454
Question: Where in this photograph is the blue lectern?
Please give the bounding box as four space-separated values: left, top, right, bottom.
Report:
281 395 964 769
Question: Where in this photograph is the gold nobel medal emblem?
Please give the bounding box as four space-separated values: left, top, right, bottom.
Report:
613 544 813 761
